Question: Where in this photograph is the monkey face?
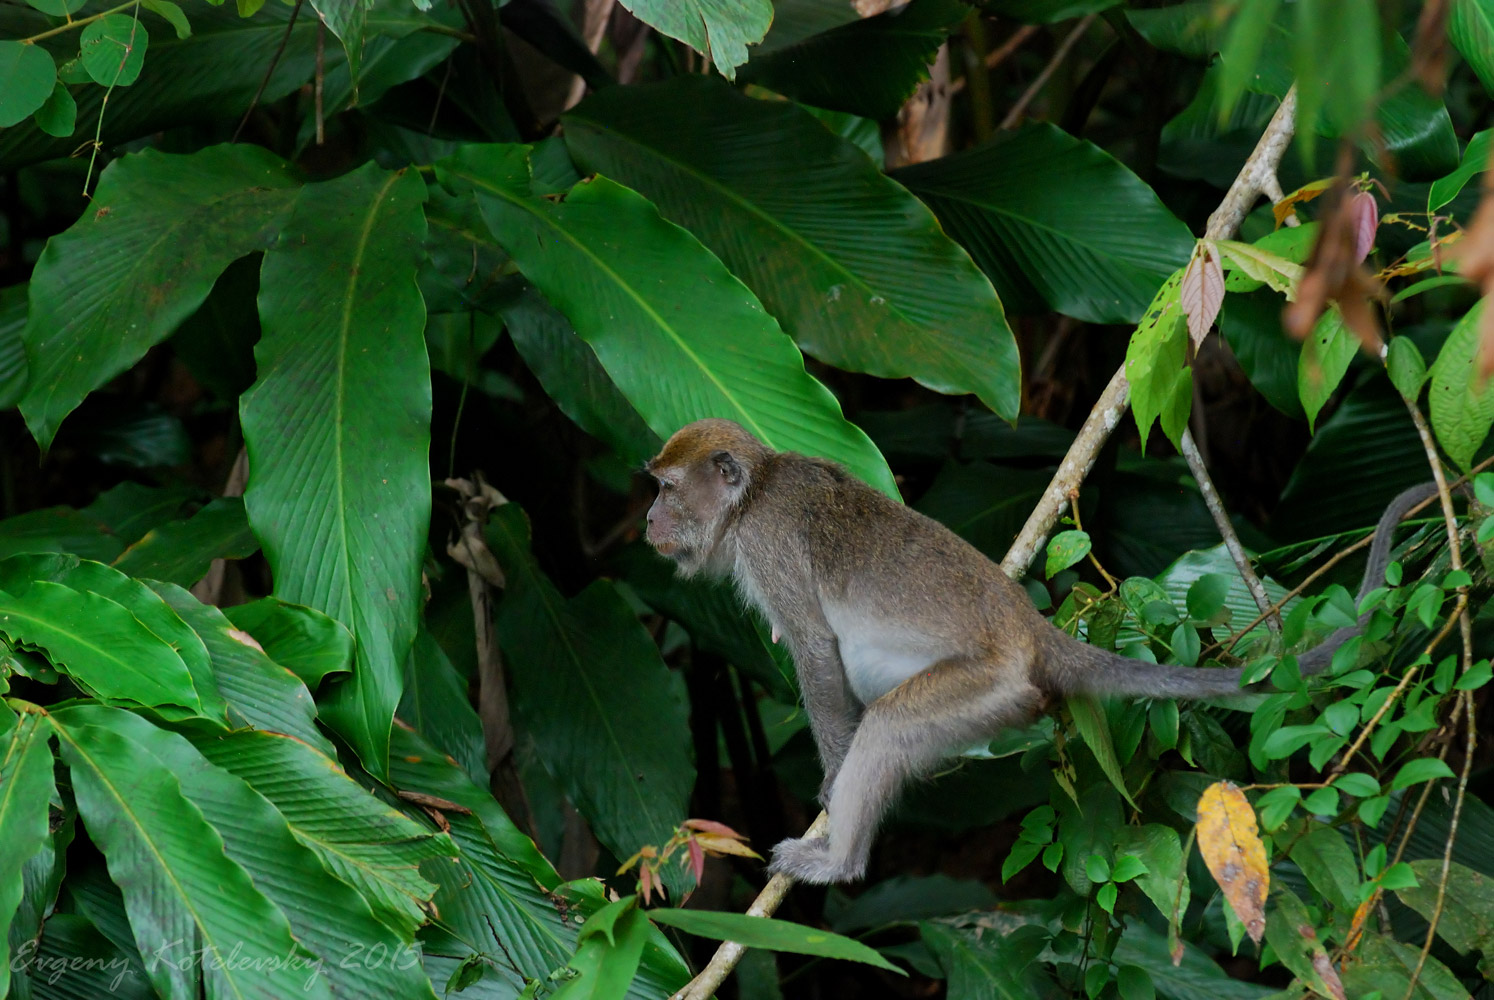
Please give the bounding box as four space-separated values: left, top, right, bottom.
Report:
645 420 764 578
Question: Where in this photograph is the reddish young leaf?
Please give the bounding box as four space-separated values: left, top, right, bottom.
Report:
687 838 705 884
1181 242 1225 347
1349 191 1379 264
683 818 747 839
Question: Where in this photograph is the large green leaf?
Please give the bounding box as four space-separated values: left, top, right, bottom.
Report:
149 582 335 755
399 627 487 785
437 142 898 495
110 497 259 587
0 580 201 713
487 503 694 895
894 123 1196 324
20 144 300 451
225 597 354 690
494 278 659 466
241 162 430 779
0 41 54 128
740 0 967 118
0 707 55 999
1429 300 1494 471
0 0 437 170
617 0 771 78
191 729 450 938
651 908 900 971
1450 0 1494 97
564 78 1020 421
115 709 440 999
0 553 228 723
921 922 1043 998
49 705 334 1000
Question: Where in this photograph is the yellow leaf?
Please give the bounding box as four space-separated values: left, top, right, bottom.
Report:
1196 781 1269 944
694 834 763 860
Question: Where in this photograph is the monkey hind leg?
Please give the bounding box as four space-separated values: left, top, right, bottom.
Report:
768 658 1044 885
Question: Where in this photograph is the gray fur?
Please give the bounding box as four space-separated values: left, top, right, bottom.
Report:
645 420 1440 884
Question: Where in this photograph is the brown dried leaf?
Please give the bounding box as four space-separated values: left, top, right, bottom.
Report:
1311 947 1347 1000
1196 781 1268 944
1344 889 1380 952
1181 241 1225 347
226 627 265 653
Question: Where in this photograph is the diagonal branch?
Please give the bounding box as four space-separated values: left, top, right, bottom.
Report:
671 85 1305 1000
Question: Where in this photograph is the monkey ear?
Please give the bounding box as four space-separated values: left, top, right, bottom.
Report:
710 450 745 487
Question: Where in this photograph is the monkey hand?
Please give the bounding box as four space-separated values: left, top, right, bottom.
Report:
767 836 862 884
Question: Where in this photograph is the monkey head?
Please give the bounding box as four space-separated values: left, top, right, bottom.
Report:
644 419 769 577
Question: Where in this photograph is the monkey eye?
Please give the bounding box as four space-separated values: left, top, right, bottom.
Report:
658 480 674 492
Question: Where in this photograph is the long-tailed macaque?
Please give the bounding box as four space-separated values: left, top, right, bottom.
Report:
644 418 1439 884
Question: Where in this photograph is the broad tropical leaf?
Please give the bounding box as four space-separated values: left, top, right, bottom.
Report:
0 706 55 999
241 162 430 778
111 497 259 587
486 503 694 896
50 704 334 1000
191 729 450 937
0 580 202 713
225 597 355 690
0 553 228 723
437 142 898 496
893 123 1195 324
20 144 300 450
150 582 335 755
564 78 1020 421
618 0 771 78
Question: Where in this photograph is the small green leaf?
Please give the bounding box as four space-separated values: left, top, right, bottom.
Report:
1170 622 1200 666
1334 773 1380 797
32 81 76 137
1069 695 1137 808
1474 472 1494 507
79 15 148 87
1085 854 1111 883
647 909 901 972
1444 569 1472 589
1254 785 1301 830
1002 839 1044 882
1116 965 1156 1000
1391 757 1456 790
1429 300 1494 471
1185 572 1231 622
1301 786 1339 816
1110 855 1149 883
1097 880 1118 914
1479 517 1494 544
1359 794 1391 826
0 41 56 128
142 0 192 38
1262 725 1327 761
1324 701 1359 736
1045 530 1092 579
1148 699 1179 751
1299 308 1356 432
1456 660 1493 691
1378 862 1418 891
1386 336 1427 401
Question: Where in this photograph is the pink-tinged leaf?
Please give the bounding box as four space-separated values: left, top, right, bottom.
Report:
639 864 654 905
688 839 705 884
683 818 746 838
1350 191 1378 264
1181 243 1225 347
1310 946 1347 1000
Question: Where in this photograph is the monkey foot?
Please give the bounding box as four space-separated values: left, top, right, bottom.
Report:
767 837 863 884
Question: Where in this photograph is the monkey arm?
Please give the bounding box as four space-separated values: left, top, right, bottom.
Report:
781 624 861 797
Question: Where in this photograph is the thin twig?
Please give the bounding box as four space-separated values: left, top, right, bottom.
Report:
669 813 830 1000
950 23 1041 95
1400 397 1475 1000
1002 88 1300 579
999 15 1097 129
314 16 325 145
1180 429 1280 631
233 0 305 144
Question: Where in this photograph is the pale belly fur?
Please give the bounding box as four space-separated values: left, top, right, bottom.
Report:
822 600 943 704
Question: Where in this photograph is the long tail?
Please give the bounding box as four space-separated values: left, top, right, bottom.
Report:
1036 633 1247 699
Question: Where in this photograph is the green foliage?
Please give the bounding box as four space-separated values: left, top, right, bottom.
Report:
2 1 1493 997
